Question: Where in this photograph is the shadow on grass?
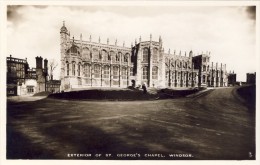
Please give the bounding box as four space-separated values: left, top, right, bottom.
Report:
7 98 199 160
48 88 202 101
7 127 55 159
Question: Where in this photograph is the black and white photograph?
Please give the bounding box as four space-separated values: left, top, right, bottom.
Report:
1 0 259 164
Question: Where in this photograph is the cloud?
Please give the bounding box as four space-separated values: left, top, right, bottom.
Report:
7 5 24 25
6 5 256 81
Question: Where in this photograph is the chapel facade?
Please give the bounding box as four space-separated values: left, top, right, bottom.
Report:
60 22 229 91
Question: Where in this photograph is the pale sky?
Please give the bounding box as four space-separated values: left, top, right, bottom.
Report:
7 5 256 81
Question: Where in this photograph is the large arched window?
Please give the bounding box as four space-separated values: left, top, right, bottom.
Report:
94 64 101 78
143 48 149 62
171 60 175 67
111 51 116 63
113 66 119 79
152 66 158 79
68 45 79 55
117 52 121 62
78 62 81 76
71 46 77 54
153 48 158 63
103 65 109 78
142 66 148 79
92 48 99 61
102 50 109 62
82 47 91 60
84 63 91 78
124 54 129 63
72 62 76 76
121 67 127 79
66 61 69 76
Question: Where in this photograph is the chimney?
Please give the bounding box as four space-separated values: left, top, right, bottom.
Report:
36 56 43 69
44 58 48 74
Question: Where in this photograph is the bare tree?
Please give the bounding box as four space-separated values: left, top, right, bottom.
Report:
49 59 58 80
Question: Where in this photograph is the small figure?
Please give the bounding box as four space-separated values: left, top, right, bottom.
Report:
142 83 147 94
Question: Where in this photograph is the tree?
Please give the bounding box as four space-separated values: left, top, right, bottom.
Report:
49 59 58 80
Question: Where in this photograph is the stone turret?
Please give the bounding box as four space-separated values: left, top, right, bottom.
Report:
60 21 70 91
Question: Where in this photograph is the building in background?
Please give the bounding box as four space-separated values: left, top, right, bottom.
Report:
46 79 61 93
7 55 60 96
192 54 228 87
6 55 29 96
60 22 230 91
227 71 237 86
35 56 48 93
246 72 256 84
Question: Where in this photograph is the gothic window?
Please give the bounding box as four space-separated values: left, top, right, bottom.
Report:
113 66 119 79
84 63 91 78
143 48 149 63
71 46 77 54
142 66 148 79
82 64 85 76
203 65 206 71
102 50 109 62
188 62 191 69
175 60 178 67
180 62 182 68
117 52 121 62
78 63 81 76
122 67 127 79
165 71 169 79
66 62 69 76
103 65 109 79
92 48 99 61
69 45 79 55
153 48 158 63
171 61 175 67
94 64 101 78
124 54 129 63
111 51 116 63
152 66 158 79
207 65 209 71
72 62 76 76
82 47 90 60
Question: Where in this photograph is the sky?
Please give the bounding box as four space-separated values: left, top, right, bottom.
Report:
6 5 256 81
